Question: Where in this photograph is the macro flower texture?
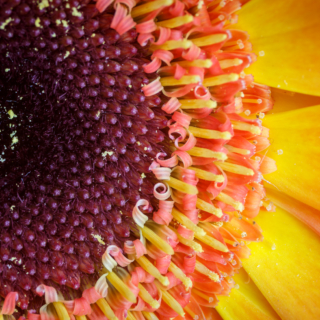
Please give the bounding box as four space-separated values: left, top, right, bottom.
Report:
0 0 320 319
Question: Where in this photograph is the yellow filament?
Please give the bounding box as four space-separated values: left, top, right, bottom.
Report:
189 126 232 140
75 316 87 320
219 58 243 69
138 283 160 309
194 232 228 252
189 166 224 183
155 282 185 317
196 198 223 218
96 299 118 320
203 73 239 87
184 306 199 320
231 120 262 135
142 312 160 320
215 161 254 176
106 271 137 303
140 225 174 255
169 226 203 252
0 315 3 320
160 75 201 87
167 177 198 195
178 99 217 109
156 15 193 28
224 238 239 247
186 146 227 160
53 302 70 320
225 144 250 155
131 0 173 18
127 311 137 320
192 288 214 303
215 192 244 212
136 256 170 286
195 261 220 281
151 39 192 51
172 59 213 68
172 208 205 236
191 34 227 47
168 262 193 290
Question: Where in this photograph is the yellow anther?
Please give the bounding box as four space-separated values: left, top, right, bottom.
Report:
169 226 203 252
195 261 220 281
186 146 227 161
138 283 160 309
196 198 223 218
106 271 137 303
178 99 217 109
219 58 243 69
167 177 198 195
131 0 173 18
155 282 185 317
189 126 232 140
189 166 224 182
225 144 251 155
136 255 170 286
191 34 227 47
151 39 192 51
156 15 194 28
96 299 118 320
203 74 239 87
215 161 254 176
172 59 213 69
127 311 137 320
53 302 70 320
215 192 244 212
172 208 205 236
160 75 201 87
168 262 193 290
140 225 174 255
231 120 262 135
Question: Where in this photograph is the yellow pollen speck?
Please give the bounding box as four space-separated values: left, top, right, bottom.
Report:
72 7 82 17
259 50 265 57
38 0 49 10
35 17 41 27
62 20 68 27
91 234 105 245
137 141 141 145
66 3 70 8
141 173 146 179
102 150 113 159
64 51 70 59
12 136 19 145
5 68 10 72
272 244 277 250
0 18 13 30
8 110 17 119
277 149 283 155
56 19 61 25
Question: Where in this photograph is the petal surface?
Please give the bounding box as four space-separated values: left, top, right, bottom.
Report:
263 105 320 211
216 269 280 320
235 0 320 96
243 206 320 320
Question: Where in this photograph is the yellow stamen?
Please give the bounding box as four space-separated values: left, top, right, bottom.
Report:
169 226 203 252
106 271 137 303
203 74 239 87
219 58 243 69
53 302 70 320
168 261 193 290
75 316 87 320
136 256 170 286
189 166 224 183
155 282 185 317
96 299 118 320
191 34 227 47
196 198 223 218
224 238 239 247
178 99 217 109
0 315 3 320
172 59 213 69
215 161 254 176
192 288 214 303
142 312 160 320
160 75 201 87
186 146 227 161
151 39 192 51
140 225 174 255
194 232 229 252
195 261 220 281
215 192 244 211
189 126 232 140
172 208 206 236
185 306 200 320
127 311 137 320
131 0 173 18
225 144 251 155
167 177 198 195
231 120 262 135
138 283 161 309
156 15 193 28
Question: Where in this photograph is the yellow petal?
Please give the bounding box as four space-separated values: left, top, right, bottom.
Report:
243 206 320 320
216 268 280 320
235 0 320 96
270 88 320 114
266 186 320 237
262 105 320 211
